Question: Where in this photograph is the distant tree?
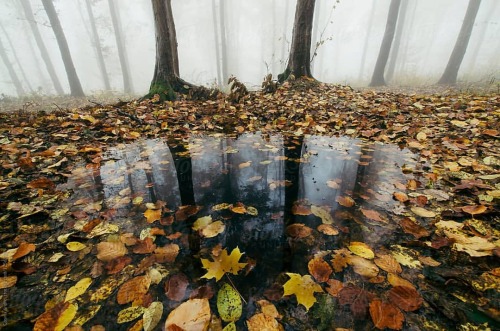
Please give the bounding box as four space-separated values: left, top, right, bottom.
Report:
0 35 25 96
85 0 111 90
279 0 316 82
359 1 376 81
438 0 481 85
211 0 222 86
219 0 228 84
386 0 409 82
370 0 401 86
147 0 197 100
41 0 85 97
108 0 133 93
21 0 64 95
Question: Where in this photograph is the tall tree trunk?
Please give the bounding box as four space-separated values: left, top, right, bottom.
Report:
370 0 401 87
0 36 25 96
108 0 133 93
219 0 228 84
438 0 481 85
0 22 34 93
211 0 222 86
41 0 85 97
310 0 321 74
21 0 64 95
85 0 111 90
280 0 316 82
466 1 493 73
149 0 194 100
386 0 408 83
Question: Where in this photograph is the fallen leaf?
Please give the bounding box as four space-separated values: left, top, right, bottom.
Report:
217 283 242 322
461 205 487 215
65 277 92 302
282 273 323 311
308 257 333 282
0 275 17 289
393 192 409 203
66 241 87 252
369 299 404 330
338 284 375 319
34 301 78 331
311 205 333 224
165 273 189 301
387 286 423 312
336 195 355 207
291 204 311 216
117 275 151 305
361 208 387 223
347 255 379 278
144 209 162 223
117 306 145 324
143 301 163 331
374 254 402 274
201 247 248 281
286 224 313 238
165 298 211 331
317 224 339 236
348 242 375 259
399 217 430 239
410 206 436 218
96 241 127 261
12 242 36 261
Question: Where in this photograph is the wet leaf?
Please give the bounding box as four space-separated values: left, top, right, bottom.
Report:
282 273 323 311
347 255 379 278
117 306 145 324
317 224 339 236
286 223 312 238
387 273 416 290
308 257 333 282
387 286 423 312
65 277 92 302
11 242 36 261
201 221 226 238
369 299 404 330
144 208 161 223
399 217 430 239
96 241 127 261
461 205 487 215
217 283 242 322
34 301 77 331
374 254 402 274
165 298 211 331
361 208 387 223
338 284 375 319
348 241 375 259
201 247 248 281
143 301 163 331
410 206 436 218
291 204 311 216
66 241 87 252
165 273 189 301
0 275 17 289
117 275 151 305
246 313 281 331
393 192 409 202
311 205 333 224
336 195 355 207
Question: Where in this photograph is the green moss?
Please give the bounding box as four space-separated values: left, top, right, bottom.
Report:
311 294 335 330
144 82 176 102
278 67 291 84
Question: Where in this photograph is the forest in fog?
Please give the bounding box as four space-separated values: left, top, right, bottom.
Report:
0 0 499 97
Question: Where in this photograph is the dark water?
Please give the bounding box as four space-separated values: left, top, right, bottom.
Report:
5 133 433 330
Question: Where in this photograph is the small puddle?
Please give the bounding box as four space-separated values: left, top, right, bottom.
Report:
7 133 436 330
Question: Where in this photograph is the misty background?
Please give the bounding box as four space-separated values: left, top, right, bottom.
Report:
0 0 499 97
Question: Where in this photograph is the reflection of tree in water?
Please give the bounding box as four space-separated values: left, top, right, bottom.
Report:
166 137 195 206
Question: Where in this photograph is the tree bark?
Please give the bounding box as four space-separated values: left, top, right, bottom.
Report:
0 22 33 93
0 36 25 96
41 0 85 97
21 0 64 95
438 0 481 85
85 0 111 90
386 0 408 82
370 0 401 87
108 0 133 93
280 0 316 82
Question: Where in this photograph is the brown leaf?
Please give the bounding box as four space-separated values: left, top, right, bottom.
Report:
388 286 423 312
308 257 333 282
34 301 77 331
154 244 180 263
338 284 375 319
336 195 355 207
317 224 339 236
393 192 409 203
286 224 312 238
369 299 404 330
399 217 430 239
165 298 211 331
461 205 487 215
331 249 351 272
165 273 189 301
291 204 312 216
104 256 132 275
133 237 157 254
117 275 151 305
360 208 387 223
12 242 36 261
96 241 127 262
325 279 343 297
0 275 17 289
27 177 56 190
374 254 402 274
387 273 416 290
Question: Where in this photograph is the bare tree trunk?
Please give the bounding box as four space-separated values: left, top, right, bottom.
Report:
85 0 110 90
466 1 493 73
108 0 133 93
41 0 85 97
0 22 34 93
438 0 481 85
369 0 401 87
0 36 25 96
21 0 64 95
386 0 408 82
280 0 316 82
211 0 222 86
219 0 228 84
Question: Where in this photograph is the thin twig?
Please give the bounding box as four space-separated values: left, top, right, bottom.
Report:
225 274 247 304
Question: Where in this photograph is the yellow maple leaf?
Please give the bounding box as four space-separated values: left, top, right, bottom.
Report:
282 273 323 311
201 247 248 281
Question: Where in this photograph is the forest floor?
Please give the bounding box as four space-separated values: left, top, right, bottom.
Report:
0 80 499 331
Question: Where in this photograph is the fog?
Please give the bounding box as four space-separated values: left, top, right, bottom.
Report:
0 0 499 97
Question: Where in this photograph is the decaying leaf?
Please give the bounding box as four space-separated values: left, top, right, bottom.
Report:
336 195 355 207
165 298 211 331
143 301 163 331
361 208 387 223
387 286 423 312
286 223 313 238
338 284 375 319
201 247 248 281
96 241 127 261
246 313 281 331
0 275 17 289
117 306 145 324
65 277 92 302
117 275 151 305
410 206 436 218
347 255 379 278
311 205 333 224
374 254 402 274
308 257 333 282
399 217 430 239
34 301 78 331
282 273 323 311
217 283 242 322
369 299 404 330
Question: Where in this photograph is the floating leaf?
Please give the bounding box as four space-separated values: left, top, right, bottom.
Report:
374 254 402 274
217 283 242 322
34 301 77 331
201 221 226 238
282 273 323 311
65 277 92 302
193 215 213 231
143 301 163 331
165 273 189 301
117 275 151 305
286 224 313 238
347 255 379 278
117 306 145 324
388 286 423 312
96 241 127 261
246 313 280 331
348 242 375 259
410 207 436 218
12 242 36 261
308 257 333 282
461 205 487 215
399 217 430 239
201 247 248 281
165 298 211 331
369 299 404 330
291 204 311 216
311 205 333 224
66 241 87 252
393 192 409 203
387 273 416 290
326 180 340 189
317 224 339 236
336 195 355 207
361 208 387 223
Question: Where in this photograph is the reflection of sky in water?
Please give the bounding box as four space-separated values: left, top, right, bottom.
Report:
63 133 419 252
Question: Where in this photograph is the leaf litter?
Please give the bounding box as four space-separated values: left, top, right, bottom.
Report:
0 81 499 330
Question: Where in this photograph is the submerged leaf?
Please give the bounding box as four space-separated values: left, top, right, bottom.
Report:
282 273 323 311
201 247 248 281
217 283 242 322
165 298 211 331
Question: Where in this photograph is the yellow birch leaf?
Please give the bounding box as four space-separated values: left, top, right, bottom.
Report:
217 283 242 322
143 301 163 331
193 215 213 231
311 205 333 224
282 273 323 311
66 241 87 252
34 301 78 331
348 242 375 259
201 221 225 238
65 277 92 302
117 306 145 324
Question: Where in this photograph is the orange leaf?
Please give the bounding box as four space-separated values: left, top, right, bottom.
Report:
96 241 127 262
369 299 404 330
133 237 157 254
34 301 77 331
399 218 430 239
308 257 333 282
154 244 180 263
12 242 36 261
393 192 409 203
336 196 355 207
144 209 162 223
286 224 312 239
27 177 55 190
462 205 487 215
360 208 387 223
325 279 343 297
0 276 17 289
117 275 151 305
291 204 311 216
374 254 402 274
